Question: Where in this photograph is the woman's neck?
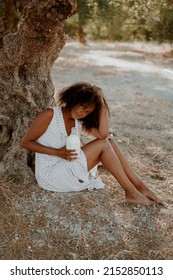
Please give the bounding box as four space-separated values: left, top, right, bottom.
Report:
62 107 74 122
62 107 75 136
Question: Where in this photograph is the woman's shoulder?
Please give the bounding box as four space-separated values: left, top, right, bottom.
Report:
40 107 54 120
37 106 62 125
42 105 60 115
42 106 62 121
32 108 54 129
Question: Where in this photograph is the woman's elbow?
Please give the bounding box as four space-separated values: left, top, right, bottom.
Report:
98 131 110 139
20 137 29 150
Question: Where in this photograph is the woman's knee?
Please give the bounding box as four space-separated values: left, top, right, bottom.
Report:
96 138 108 144
108 137 117 146
83 138 110 153
108 137 119 151
96 138 112 149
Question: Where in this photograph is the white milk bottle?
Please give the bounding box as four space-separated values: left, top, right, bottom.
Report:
66 127 80 157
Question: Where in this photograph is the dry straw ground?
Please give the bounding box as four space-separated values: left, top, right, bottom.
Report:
0 41 173 260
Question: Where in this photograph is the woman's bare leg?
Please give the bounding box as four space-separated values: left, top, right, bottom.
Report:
82 139 154 205
108 138 164 205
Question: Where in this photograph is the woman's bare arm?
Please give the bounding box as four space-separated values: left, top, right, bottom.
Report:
88 87 110 139
21 108 77 160
21 108 57 155
89 105 110 139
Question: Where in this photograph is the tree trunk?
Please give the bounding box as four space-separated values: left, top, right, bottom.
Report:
0 0 76 179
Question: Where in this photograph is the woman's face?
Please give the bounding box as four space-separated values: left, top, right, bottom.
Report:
71 103 95 119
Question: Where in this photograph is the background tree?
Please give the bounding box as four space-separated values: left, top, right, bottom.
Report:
0 0 76 179
65 0 173 42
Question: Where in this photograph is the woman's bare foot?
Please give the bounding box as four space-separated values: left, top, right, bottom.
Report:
142 190 164 205
125 191 155 205
137 184 165 206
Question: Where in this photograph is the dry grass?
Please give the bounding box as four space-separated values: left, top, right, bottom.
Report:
1 97 173 260
1 161 173 260
0 175 34 260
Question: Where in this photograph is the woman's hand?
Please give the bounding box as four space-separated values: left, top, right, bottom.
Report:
87 85 110 139
93 85 104 98
93 85 107 109
56 146 78 161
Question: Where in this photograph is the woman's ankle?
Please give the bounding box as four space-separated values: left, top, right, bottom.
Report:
135 181 148 192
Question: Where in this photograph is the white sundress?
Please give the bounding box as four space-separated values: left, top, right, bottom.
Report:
35 106 104 192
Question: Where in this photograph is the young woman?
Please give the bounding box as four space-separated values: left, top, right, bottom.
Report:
21 82 164 205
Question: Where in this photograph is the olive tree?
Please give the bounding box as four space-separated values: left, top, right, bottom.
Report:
0 0 76 179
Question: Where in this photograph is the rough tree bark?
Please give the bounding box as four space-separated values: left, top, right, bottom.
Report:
0 0 76 179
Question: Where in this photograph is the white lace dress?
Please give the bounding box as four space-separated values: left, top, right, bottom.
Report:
35 106 104 192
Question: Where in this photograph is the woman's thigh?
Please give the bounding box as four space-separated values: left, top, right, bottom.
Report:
81 138 108 170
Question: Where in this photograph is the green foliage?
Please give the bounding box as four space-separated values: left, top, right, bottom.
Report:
0 0 5 18
77 0 92 25
152 6 173 42
64 0 173 42
0 0 24 33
